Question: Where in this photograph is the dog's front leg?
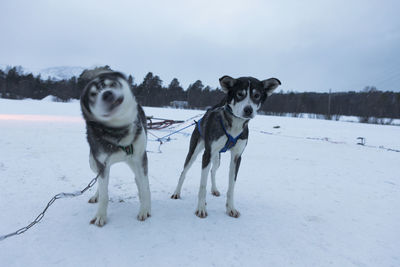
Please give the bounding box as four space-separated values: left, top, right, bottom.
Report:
128 153 151 221
88 153 99 203
195 149 212 218
226 153 242 218
88 188 99 203
90 165 110 226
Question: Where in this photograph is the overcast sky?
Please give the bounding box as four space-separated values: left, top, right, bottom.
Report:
1 0 399 92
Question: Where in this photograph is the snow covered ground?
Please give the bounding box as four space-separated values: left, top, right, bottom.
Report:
0 98 399 267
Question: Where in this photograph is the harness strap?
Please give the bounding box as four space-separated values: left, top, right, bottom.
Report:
196 117 242 153
219 116 242 153
197 118 203 137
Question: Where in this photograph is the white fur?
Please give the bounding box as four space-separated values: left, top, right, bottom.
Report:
210 155 221 196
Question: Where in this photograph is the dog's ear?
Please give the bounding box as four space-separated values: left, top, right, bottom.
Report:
262 78 281 96
113 71 127 80
219 75 237 93
80 87 94 121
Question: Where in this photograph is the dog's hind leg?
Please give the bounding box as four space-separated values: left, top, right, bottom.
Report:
128 152 151 221
90 165 110 227
210 154 221 197
171 132 203 199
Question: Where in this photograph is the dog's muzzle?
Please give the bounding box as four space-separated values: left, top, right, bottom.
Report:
102 90 115 103
243 106 253 118
101 90 124 114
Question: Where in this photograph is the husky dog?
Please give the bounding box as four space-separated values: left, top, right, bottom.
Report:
80 70 151 226
171 75 281 218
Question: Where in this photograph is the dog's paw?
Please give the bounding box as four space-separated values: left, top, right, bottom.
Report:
137 209 151 221
171 193 180 199
226 207 240 218
195 207 208 218
88 195 98 203
90 214 107 227
211 190 220 197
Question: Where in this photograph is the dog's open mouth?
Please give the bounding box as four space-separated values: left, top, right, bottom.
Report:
103 97 124 117
110 96 124 110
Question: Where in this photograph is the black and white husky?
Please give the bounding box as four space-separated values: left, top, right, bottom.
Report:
171 75 281 218
80 70 151 226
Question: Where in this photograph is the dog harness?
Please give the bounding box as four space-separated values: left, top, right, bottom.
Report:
197 116 242 153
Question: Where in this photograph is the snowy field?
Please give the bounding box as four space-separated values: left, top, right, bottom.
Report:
0 98 399 267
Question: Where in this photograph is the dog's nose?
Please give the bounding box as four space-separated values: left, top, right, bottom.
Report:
102 91 115 103
244 106 253 117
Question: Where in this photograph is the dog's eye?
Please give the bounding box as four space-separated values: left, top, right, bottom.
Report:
110 81 117 87
253 93 261 100
236 91 245 99
100 81 106 87
90 92 97 98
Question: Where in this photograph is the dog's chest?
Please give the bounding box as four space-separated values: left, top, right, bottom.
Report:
227 121 244 138
118 127 135 146
219 116 245 138
210 119 246 153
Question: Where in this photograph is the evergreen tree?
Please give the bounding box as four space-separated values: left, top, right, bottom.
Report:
167 78 185 102
187 80 204 108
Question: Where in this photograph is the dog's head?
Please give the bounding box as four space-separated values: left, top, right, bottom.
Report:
219 75 281 119
80 71 136 125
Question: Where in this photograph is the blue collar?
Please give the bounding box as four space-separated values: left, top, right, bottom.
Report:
196 116 242 153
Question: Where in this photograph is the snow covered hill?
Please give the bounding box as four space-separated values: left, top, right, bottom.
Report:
36 66 85 80
0 98 399 267
0 65 85 80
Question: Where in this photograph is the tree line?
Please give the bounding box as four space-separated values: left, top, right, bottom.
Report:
264 88 400 121
0 66 399 121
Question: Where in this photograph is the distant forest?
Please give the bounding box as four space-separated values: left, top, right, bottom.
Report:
1 66 399 122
